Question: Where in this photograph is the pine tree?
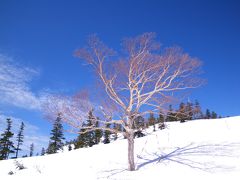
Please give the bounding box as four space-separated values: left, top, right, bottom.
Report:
186 102 193 120
15 122 25 158
133 116 145 138
116 123 123 132
134 116 145 129
103 122 111 144
177 102 187 122
205 109 211 119
193 100 203 119
112 123 118 141
29 143 34 157
211 111 217 119
68 144 72 151
47 114 65 154
75 110 97 148
148 112 156 126
74 128 87 149
148 112 156 131
166 105 177 122
0 118 15 160
94 120 102 144
158 112 165 124
85 110 95 147
158 111 165 129
41 147 45 156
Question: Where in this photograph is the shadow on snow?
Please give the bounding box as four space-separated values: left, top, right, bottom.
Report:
137 142 240 172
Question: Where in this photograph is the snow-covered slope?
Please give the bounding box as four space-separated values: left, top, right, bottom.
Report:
1 116 240 180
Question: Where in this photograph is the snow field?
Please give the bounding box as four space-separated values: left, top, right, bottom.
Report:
0 116 240 179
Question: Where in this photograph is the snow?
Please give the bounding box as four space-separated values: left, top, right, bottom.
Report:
0 116 240 179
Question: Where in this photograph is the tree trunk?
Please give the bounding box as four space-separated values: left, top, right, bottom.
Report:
127 130 135 171
15 143 20 158
15 149 19 159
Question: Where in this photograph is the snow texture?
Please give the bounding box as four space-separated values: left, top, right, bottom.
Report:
0 116 240 179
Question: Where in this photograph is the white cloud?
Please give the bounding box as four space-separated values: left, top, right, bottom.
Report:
0 54 77 156
0 114 49 156
0 54 41 110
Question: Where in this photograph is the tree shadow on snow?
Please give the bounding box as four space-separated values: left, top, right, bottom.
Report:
137 142 240 172
98 168 127 179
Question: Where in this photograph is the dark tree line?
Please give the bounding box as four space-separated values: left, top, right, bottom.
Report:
0 117 53 160
73 100 222 149
0 118 38 160
74 110 119 149
0 100 223 160
144 100 221 127
130 100 222 135
41 110 116 154
164 100 221 122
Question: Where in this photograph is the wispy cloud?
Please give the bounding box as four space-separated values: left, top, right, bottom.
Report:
0 54 50 155
0 114 49 156
0 54 41 110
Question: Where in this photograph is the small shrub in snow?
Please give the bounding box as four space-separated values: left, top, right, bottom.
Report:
34 165 42 174
134 130 145 138
14 160 26 170
8 171 14 175
158 123 166 130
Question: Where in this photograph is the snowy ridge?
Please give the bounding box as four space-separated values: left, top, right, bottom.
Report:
0 116 240 179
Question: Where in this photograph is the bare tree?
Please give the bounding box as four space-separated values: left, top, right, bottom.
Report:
44 33 203 171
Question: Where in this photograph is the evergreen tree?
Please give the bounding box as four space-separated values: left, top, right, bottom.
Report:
133 116 145 138
193 100 203 119
166 105 177 122
148 112 156 126
186 102 193 120
205 109 211 119
145 122 149 129
68 144 72 151
112 123 118 141
116 123 123 132
74 128 87 149
134 116 145 129
85 110 95 147
15 122 25 158
158 112 165 124
0 118 15 160
47 114 65 154
158 111 165 129
29 143 34 157
177 102 187 122
148 112 156 131
41 147 45 156
94 120 102 144
211 111 217 119
103 122 111 144
75 110 97 148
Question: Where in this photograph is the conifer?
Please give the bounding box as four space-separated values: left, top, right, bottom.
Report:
15 122 25 158
103 123 111 144
0 118 15 160
29 143 34 157
47 114 65 154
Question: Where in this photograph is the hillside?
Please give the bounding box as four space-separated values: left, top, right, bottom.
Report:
0 116 240 179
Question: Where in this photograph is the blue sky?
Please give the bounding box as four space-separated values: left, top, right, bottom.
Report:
0 0 240 154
